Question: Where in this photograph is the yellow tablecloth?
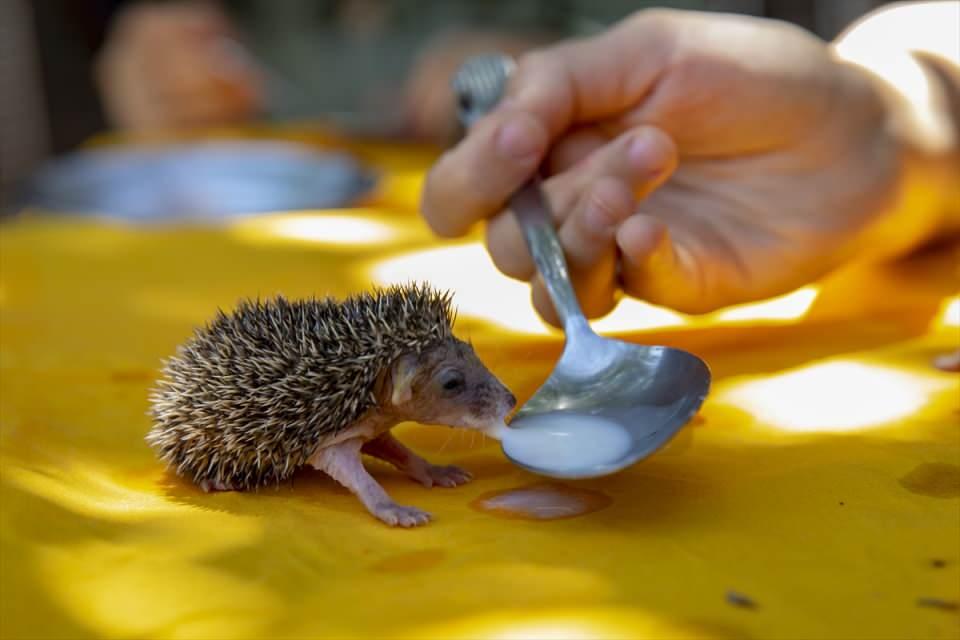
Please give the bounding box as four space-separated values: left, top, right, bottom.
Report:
1 141 959 640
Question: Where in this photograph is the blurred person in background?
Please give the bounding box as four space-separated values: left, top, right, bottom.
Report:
6 2 895 149
88 0 902 143
8 0 749 207
3 0 894 206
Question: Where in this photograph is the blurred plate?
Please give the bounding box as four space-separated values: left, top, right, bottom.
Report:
12 140 376 223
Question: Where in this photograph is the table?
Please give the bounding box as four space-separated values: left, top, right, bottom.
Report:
1 140 958 640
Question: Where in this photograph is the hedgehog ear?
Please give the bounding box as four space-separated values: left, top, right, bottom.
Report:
390 353 419 407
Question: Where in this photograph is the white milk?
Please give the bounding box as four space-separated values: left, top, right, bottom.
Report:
472 483 612 520
500 412 632 473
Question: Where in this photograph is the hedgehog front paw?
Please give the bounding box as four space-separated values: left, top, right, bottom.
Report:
425 464 473 488
373 502 432 527
407 463 473 488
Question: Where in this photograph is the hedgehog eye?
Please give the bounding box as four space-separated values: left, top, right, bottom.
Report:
440 371 466 393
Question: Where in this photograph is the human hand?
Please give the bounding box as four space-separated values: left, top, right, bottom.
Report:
95 1 265 133
421 9 915 324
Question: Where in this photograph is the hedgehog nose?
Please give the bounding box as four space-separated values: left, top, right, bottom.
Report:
506 392 517 409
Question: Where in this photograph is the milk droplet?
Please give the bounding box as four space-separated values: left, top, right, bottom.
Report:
480 421 509 440
471 483 612 520
501 412 632 474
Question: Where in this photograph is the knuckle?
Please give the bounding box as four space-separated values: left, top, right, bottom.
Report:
541 174 583 224
622 7 678 31
579 180 634 236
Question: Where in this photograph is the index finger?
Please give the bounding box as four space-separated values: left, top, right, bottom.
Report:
421 108 548 237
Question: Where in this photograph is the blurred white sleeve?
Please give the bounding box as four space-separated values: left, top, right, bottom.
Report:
832 1 960 154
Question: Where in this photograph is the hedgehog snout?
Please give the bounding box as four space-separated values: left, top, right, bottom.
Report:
497 384 517 414
481 380 517 421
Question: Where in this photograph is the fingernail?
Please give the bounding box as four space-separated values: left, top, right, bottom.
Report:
628 130 666 175
496 117 542 159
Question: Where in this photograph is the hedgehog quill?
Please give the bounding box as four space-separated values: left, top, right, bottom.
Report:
147 284 516 527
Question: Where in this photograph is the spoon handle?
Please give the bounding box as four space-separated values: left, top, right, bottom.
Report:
508 176 590 333
452 54 591 335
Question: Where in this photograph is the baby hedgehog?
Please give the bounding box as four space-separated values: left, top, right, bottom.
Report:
147 284 516 527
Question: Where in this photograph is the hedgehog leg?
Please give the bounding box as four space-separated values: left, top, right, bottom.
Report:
362 432 473 488
309 438 432 527
198 478 235 492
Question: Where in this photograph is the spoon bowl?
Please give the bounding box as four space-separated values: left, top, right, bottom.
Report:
505 328 710 478
454 54 711 478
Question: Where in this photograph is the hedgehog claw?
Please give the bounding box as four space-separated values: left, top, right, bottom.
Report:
374 503 432 527
425 464 473 488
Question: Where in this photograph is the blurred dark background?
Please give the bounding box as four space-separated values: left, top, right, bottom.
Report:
2 0 893 209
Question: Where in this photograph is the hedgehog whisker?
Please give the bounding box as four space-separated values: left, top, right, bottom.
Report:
437 429 456 454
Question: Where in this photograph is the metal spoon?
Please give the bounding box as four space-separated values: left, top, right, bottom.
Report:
453 54 711 479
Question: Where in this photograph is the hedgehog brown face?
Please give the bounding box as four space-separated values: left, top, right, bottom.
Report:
384 337 516 430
